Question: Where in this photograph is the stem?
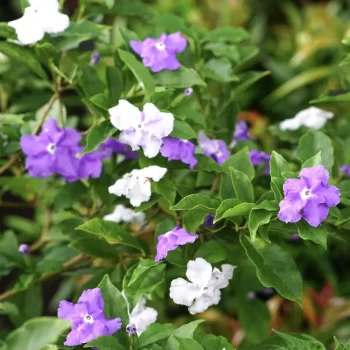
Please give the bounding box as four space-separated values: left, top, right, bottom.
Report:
0 153 21 175
32 94 58 135
30 209 52 252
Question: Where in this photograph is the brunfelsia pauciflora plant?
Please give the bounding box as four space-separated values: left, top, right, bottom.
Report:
0 1 350 349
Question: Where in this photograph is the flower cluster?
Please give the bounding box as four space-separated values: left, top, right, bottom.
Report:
130 32 187 72
58 288 121 346
20 119 132 182
170 258 235 314
9 0 70 45
278 165 340 227
155 226 198 262
279 107 334 131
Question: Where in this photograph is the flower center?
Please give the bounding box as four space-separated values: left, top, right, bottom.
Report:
301 188 312 200
83 315 94 324
155 42 166 51
46 143 56 155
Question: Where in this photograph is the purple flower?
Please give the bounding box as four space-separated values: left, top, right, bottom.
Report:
18 244 29 255
184 88 193 96
278 165 340 227
198 131 230 165
99 138 138 160
130 32 187 72
234 121 251 141
90 52 101 66
160 137 197 169
126 323 137 336
203 215 215 228
249 150 271 174
340 165 350 177
58 288 121 346
155 226 198 262
20 119 82 179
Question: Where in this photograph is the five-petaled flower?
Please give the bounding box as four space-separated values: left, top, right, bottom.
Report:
278 165 340 227
279 107 334 131
109 100 174 158
249 150 271 174
58 288 121 346
198 131 230 165
160 137 197 169
155 226 199 262
9 0 70 45
170 258 234 315
108 166 167 207
130 32 187 72
103 205 146 227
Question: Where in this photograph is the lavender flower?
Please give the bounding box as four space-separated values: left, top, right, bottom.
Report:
249 150 271 174
99 138 138 160
198 131 230 165
184 88 193 96
130 32 187 72
155 226 198 262
278 165 340 227
126 323 137 336
160 137 197 169
90 52 101 66
340 165 350 177
58 288 121 346
203 215 215 228
18 244 30 255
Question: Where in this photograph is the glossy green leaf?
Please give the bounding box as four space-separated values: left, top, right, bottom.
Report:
229 167 254 203
195 241 228 263
223 147 255 180
170 120 197 140
155 67 205 88
70 236 117 259
171 194 219 212
274 330 326 350
296 221 328 249
176 338 203 350
138 323 177 349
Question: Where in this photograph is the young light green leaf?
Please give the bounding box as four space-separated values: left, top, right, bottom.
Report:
230 167 254 203
302 152 323 168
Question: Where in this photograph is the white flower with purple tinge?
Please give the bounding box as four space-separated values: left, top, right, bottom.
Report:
279 107 334 131
155 226 198 262
103 205 146 227
8 0 70 45
108 166 167 207
109 100 174 158
249 150 271 174
58 288 121 346
18 244 30 255
129 298 157 336
130 32 187 72
160 137 197 169
278 165 340 227
90 52 101 66
170 258 235 315
198 131 230 165
184 88 193 96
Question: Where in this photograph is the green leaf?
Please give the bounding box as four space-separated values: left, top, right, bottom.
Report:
296 221 328 249
302 151 323 168
80 66 105 98
81 121 116 155
0 114 25 125
274 330 326 350
0 42 47 79
176 338 203 350
248 200 279 241
202 58 239 83
171 194 219 212
138 323 177 349
202 27 250 43
204 42 240 62
220 202 255 222
270 151 290 177
334 337 350 349
57 55 78 84
250 336 288 350
118 49 155 96
76 218 144 253
233 71 270 96
240 234 303 305
70 236 117 259
83 0 114 9
170 120 197 140
183 207 210 233
297 130 334 171
195 241 228 263
164 320 204 350
0 23 16 39
199 334 234 350
195 154 222 173
223 147 255 180
5 317 70 350
151 14 194 38
106 66 124 104
229 167 254 203
153 179 177 205
155 67 206 88
98 275 129 325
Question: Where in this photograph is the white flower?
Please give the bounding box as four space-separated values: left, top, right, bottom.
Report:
8 0 70 45
109 100 174 158
279 107 334 131
129 298 158 336
108 166 167 207
169 258 235 315
103 204 146 227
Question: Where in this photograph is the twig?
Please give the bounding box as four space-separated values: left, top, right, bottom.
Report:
30 209 52 252
32 93 58 135
0 254 90 302
0 201 36 208
211 173 221 191
0 153 21 175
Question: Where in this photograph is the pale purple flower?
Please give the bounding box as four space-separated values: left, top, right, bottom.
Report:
126 323 137 336
155 226 198 262
203 215 215 228
160 137 197 169
234 121 251 141
90 52 101 66
198 131 230 165
184 88 193 96
58 288 121 346
18 244 29 255
130 32 187 72
340 165 350 177
99 138 138 160
278 165 340 227
249 150 271 174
